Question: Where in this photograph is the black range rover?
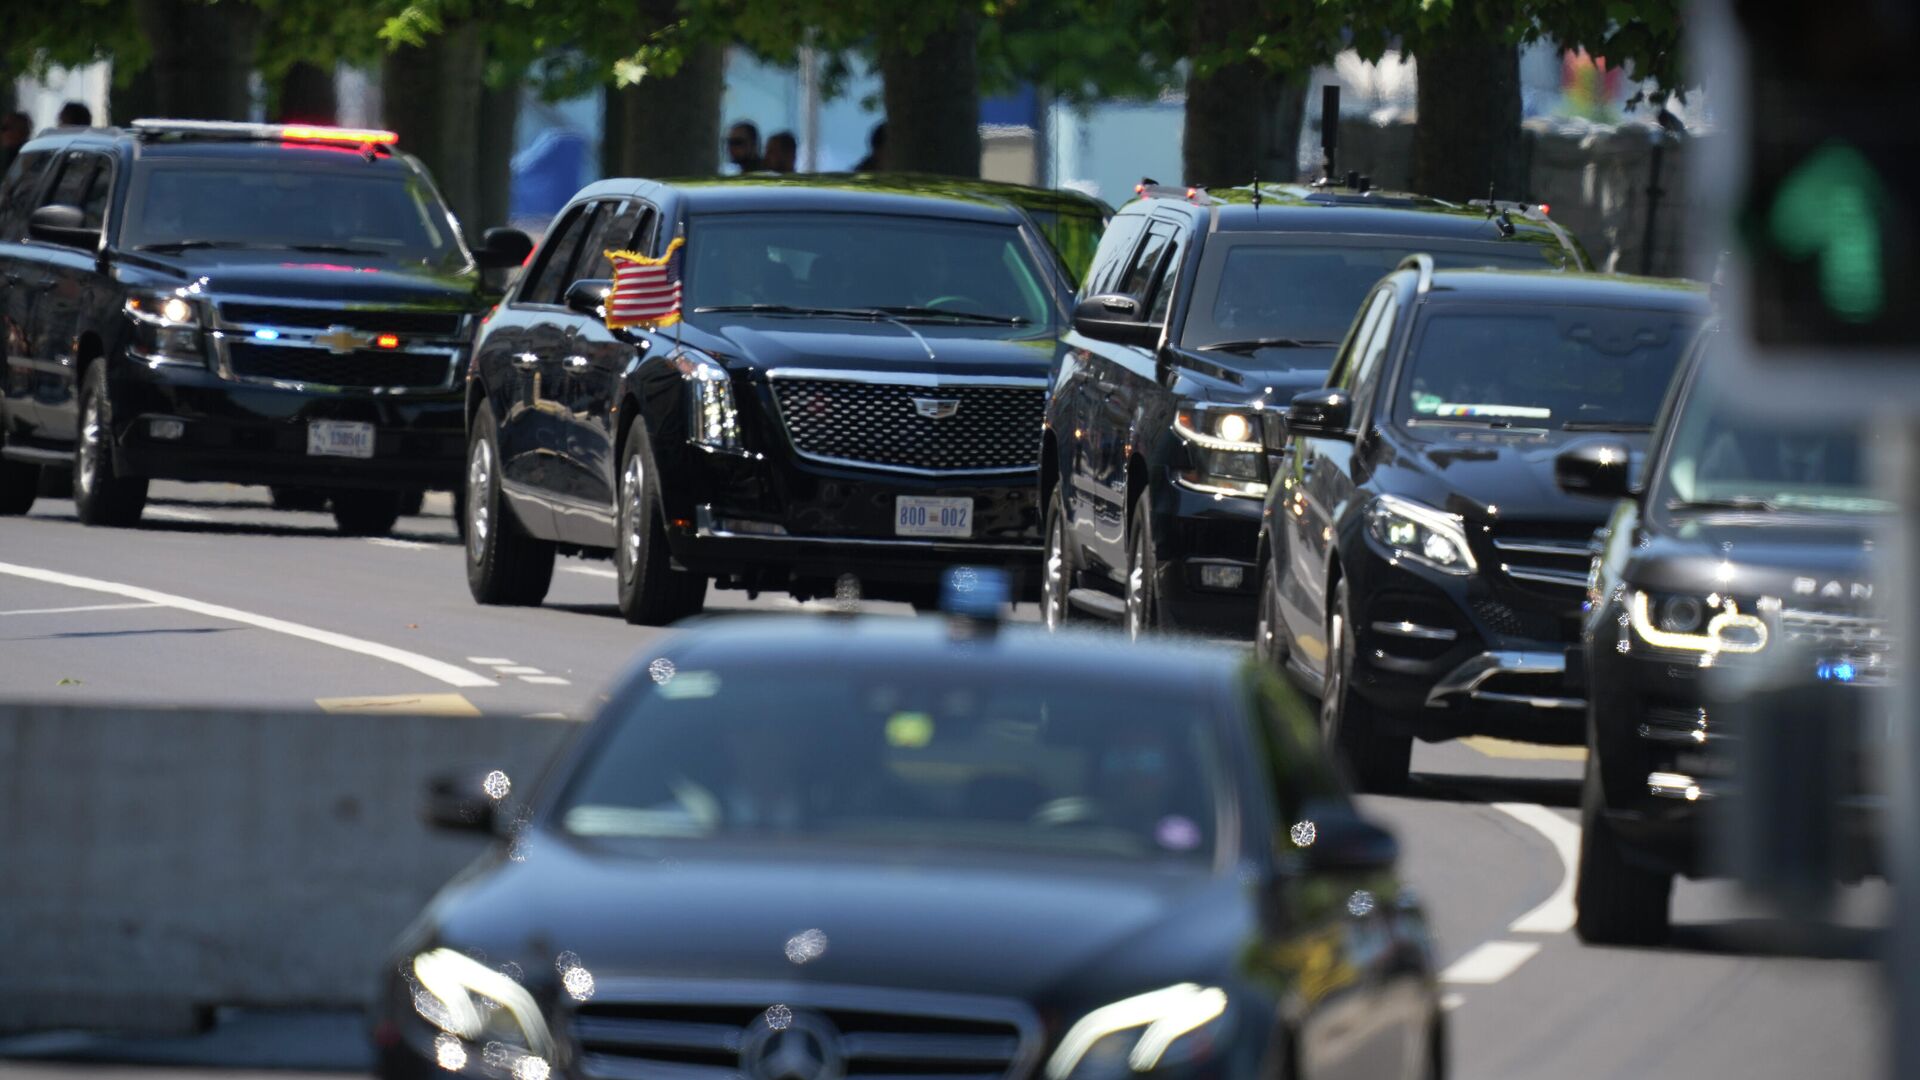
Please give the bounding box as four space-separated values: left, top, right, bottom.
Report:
1258 265 1707 791
1043 185 1588 638
0 120 530 534
462 177 1072 621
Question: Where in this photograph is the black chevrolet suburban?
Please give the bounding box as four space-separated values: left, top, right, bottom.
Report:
462 176 1073 622
1042 184 1589 638
0 120 530 534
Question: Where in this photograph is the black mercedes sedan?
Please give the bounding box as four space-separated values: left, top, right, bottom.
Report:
1557 325 1888 944
374 587 1443 1080
462 178 1072 621
1256 264 1707 791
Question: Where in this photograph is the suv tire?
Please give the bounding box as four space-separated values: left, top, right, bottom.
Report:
1042 485 1088 630
0 454 38 515
1125 493 1163 639
270 486 329 512
331 490 402 537
465 408 554 605
1255 542 1291 668
615 418 705 625
1322 578 1413 792
1574 758 1672 944
73 362 148 527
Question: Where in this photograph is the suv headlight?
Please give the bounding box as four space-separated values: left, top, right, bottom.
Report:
1173 405 1266 498
410 948 556 1079
672 355 741 451
1629 590 1769 654
125 290 205 362
1365 494 1476 574
1046 984 1229 1080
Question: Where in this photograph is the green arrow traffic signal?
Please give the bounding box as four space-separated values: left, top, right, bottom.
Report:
1767 141 1888 324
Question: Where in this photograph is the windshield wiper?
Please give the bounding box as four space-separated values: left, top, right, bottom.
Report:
1197 338 1340 353
134 240 388 256
1562 420 1652 432
282 243 388 256
864 305 1031 325
694 304 886 319
1406 417 1534 430
1666 495 1780 513
134 240 256 253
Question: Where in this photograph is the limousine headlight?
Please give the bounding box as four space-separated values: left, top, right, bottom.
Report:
1046 983 1230 1080
673 355 741 451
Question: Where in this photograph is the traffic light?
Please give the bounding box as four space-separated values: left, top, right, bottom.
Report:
1735 0 1918 349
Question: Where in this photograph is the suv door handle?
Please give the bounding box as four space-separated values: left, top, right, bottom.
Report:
561 354 589 369
511 351 540 370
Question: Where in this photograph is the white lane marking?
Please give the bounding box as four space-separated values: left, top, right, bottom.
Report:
146 507 214 522
520 675 571 685
523 711 571 720
564 565 617 579
368 538 434 550
469 656 515 665
0 601 164 617
0 560 497 689
1439 940 1541 985
1492 802 1582 934
493 665 545 675
1441 993 1465 1012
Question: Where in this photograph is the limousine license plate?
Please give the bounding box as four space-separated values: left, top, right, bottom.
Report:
307 420 375 459
895 495 972 538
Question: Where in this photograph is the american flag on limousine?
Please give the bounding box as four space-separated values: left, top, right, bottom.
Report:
604 237 685 329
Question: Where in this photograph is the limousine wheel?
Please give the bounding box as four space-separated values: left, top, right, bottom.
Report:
616 418 705 626
465 407 554 606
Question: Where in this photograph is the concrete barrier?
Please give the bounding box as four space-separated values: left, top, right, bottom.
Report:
0 705 576 1034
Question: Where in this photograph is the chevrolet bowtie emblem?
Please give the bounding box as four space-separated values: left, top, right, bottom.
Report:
314 326 372 354
911 397 961 420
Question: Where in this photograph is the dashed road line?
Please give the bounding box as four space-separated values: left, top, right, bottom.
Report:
564 565 617 579
494 665 545 675
468 657 515 665
367 538 435 550
520 675 572 685
1440 940 1541 985
1493 802 1582 934
0 601 163 617
0 560 497 689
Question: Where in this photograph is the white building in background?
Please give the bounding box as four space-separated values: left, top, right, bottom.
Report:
13 66 111 130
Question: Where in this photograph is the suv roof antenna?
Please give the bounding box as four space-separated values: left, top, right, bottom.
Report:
1251 173 1261 208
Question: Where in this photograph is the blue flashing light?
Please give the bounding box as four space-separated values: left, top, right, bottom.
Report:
1816 660 1859 683
253 328 280 340
940 565 1009 619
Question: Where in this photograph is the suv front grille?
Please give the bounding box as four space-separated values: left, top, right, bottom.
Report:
225 343 455 389
568 984 1037 1080
217 303 464 336
1488 526 1595 598
770 378 1044 473
1780 609 1893 683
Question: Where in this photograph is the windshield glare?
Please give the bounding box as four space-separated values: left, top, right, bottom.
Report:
1395 306 1696 430
1661 392 1890 514
558 664 1222 864
685 213 1055 325
122 163 462 266
1182 239 1570 352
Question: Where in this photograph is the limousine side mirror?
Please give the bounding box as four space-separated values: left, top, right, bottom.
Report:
476 226 535 269
28 203 98 249
1297 813 1400 873
1285 388 1354 440
565 278 612 317
1556 439 1635 499
1072 293 1162 348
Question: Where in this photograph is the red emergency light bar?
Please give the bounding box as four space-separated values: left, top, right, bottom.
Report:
130 119 399 149
281 125 399 146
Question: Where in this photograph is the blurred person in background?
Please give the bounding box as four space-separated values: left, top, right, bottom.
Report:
855 121 886 171
0 112 30 174
764 131 797 174
725 121 762 173
57 101 92 127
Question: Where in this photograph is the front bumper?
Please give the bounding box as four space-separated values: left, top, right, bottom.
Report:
1148 476 1264 636
111 356 464 490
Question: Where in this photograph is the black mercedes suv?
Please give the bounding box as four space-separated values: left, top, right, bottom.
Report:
462 177 1072 621
1558 325 1887 944
0 120 531 534
1257 264 1707 790
1042 184 1589 638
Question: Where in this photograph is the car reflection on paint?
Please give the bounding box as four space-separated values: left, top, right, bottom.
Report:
371 581 1444 1080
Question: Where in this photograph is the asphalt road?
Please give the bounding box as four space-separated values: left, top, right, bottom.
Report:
0 481 1889 1079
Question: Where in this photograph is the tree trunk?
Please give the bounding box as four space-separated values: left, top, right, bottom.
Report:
603 43 725 178
1412 29 1524 201
476 77 520 231
1264 75 1309 183
382 21 486 239
134 0 259 120
1181 0 1265 188
107 64 157 126
878 13 980 177
276 61 337 124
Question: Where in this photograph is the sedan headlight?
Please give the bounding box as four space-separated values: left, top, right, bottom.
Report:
124 290 205 362
1046 984 1229 1080
1629 590 1769 654
1173 405 1266 497
409 947 556 1078
1365 494 1475 574
672 355 741 451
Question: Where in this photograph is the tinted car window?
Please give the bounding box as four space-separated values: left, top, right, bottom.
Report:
1118 222 1175 302
685 213 1054 326
574 199 652 282
1024 206 1106 283
1148 235 1184 323
0 151 53 239
119 163 461 266
78 160 112 230
522 202 597 306
1082 212 1147 297
46 153 98 211
1393 305 1697 431
559 662 1223 863
1660 379 1887 515
1182 237 1566 353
